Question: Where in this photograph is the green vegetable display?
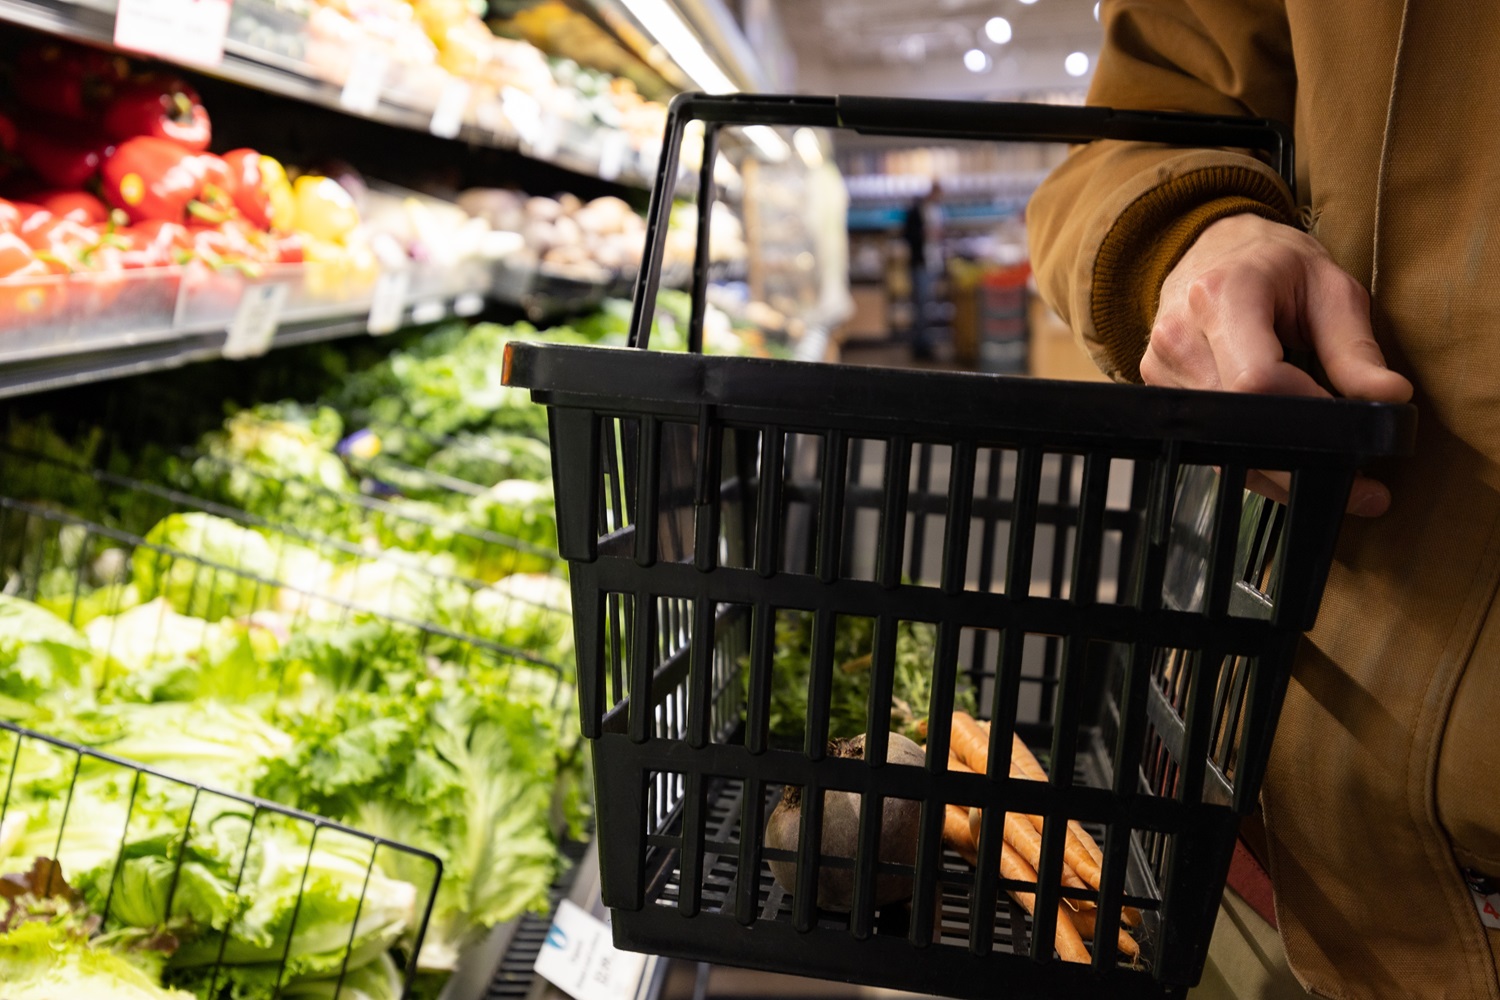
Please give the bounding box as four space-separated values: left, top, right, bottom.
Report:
0 306 781 997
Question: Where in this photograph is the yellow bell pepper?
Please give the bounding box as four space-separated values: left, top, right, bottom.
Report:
292 175 360 243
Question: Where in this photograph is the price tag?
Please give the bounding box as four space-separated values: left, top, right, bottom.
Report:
597 130 629 182
429 80 470 140
223 283 288 360
340 50 389 116
532 115 562 162
453 293 484 317
410 299 445 325
367 269 410 335
534 900 646 1000
114 0 230 67
502 88 542 147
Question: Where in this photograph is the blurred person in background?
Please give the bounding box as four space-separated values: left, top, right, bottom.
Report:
1028 2 1498 998
903 181 945 360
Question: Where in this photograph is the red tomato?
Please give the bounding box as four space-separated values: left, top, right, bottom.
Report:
37 191 109 225
0 201 21 234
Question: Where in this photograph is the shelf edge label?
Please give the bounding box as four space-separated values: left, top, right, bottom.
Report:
341 50 389 116
223 282 288 359
430 80 471 140
367 269 411 335
534 900 646 1000
114 0 230 67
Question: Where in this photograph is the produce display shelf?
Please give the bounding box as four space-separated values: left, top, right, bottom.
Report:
0 0 658 189
0 289 478 399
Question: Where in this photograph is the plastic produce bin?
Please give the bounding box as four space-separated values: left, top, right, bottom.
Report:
504 94 1417 999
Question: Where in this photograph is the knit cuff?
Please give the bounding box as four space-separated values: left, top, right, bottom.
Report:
1090 166 1296 383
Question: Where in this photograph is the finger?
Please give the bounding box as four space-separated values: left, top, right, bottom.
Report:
1346 473 1393 517
1302 264 1415 404
1194 274 1328 398
1141 314 1220 390
1245 469 1291 505
1247 469 1392 517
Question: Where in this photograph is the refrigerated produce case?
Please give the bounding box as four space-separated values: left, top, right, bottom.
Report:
0 2 784 992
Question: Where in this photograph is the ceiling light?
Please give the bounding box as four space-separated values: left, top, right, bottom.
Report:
964 48 991 73
743 125 791 162
617 0 736 93
1065 51 1091 76
793 128 824 169
985 16 1012 44
617 0 791 161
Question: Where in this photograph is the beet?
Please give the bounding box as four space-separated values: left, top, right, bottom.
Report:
764 732 925 911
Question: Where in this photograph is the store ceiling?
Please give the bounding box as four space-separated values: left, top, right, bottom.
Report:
774 0 1104 99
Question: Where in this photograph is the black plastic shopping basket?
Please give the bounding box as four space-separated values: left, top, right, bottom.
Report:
503 94 1416 999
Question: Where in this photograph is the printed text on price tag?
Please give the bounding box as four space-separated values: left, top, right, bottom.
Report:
114 0 230 67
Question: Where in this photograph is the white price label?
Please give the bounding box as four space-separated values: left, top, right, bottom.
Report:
502 88 542 147
453 293 484 317
114 0 230 67
340 50 388 116
597 131 629 182
410 299 445 325
223 283 288 360
534 900 646 1000
367 270 410 335
532 116 562 161
430 80 471 140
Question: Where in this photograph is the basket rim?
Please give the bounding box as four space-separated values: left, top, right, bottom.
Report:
502 341 1416 461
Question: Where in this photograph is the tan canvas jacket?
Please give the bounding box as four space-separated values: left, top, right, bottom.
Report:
1027 1 1500 997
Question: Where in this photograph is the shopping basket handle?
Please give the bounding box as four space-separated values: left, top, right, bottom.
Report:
630 93 1295 352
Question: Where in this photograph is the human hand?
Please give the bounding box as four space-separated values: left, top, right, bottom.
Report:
1142 213 1414 516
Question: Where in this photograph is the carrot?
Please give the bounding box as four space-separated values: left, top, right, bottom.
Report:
985 811 1090 965
980 719 1141 928
1066 908 1141 963
968 805 1093 908
943 804 978 865
950 712 991 775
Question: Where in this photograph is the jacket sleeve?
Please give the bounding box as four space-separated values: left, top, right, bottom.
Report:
1026 0 1299 382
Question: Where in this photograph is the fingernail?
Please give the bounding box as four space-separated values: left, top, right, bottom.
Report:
1352 493 1388 517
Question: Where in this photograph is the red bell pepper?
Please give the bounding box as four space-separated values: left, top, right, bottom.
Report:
18 214 101 271
273 231 304 264
222 149 295 232
36 191 110 225
101 136 208 224
0 233 43 278
102 78 212 152
192 153 237 219
13 44 129 121
16 130 112 190
0 200 22 235
118 220 193 268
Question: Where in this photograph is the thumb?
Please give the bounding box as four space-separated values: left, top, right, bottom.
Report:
1303 263 1414 404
